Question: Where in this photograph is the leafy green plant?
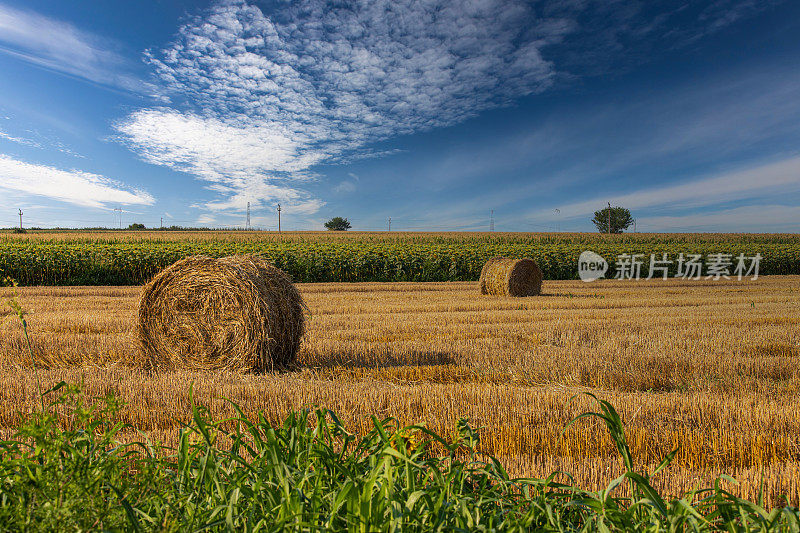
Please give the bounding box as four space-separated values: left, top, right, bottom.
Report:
324 217 352 231
0 384 796 531
592 206 634 234
0 382 147 530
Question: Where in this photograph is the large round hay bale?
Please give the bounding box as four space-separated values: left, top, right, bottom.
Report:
479 257 543 297
137 255 305 372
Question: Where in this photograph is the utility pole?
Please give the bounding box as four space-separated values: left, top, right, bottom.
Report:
388 216 391 232
607 202 612 234
489 209 494 232
246 202 251 230
18 209 23 230
277 204 281 233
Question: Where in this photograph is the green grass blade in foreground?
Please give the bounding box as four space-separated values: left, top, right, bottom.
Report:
0 385 796 531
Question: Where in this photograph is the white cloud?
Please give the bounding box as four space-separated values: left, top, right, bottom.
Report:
200 181 323 214
0 154 154 208
115 109 324 214
0 128 40 148
116 109 321 181
334 180 356 194
144 0 563 140
0 3 151 94
528 156 800 221
115 0 779 222
52 142 86 159
0 125 88 157
117 0 571 216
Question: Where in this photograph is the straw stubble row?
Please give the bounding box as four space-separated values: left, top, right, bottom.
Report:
1 277 798 505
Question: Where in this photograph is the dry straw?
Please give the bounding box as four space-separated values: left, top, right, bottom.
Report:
137 255 305 372
479 257 543 297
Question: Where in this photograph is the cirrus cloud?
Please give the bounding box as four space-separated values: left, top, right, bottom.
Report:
116 0 781 220
0 154 154 209
0 3 155 95
116 0 569 215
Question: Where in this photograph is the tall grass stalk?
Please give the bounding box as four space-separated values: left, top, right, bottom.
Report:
3 277 43 411
0 384 796 531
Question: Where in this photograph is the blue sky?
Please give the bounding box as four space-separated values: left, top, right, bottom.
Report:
1 0 799 231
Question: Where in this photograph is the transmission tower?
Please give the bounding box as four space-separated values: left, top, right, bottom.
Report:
18 209 23 230
114 207 123 229
246 202 251 230
277 204 282 233
388 216 391 232
489 209 494 232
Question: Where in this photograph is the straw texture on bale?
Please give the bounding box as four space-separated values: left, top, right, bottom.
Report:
479 257 543 297
137 255 305 372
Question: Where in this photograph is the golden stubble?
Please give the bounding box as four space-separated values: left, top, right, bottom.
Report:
1 276 799 505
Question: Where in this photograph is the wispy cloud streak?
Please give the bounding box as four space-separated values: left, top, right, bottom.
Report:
0 128 40 148
0 3 152 94
0 154 154 208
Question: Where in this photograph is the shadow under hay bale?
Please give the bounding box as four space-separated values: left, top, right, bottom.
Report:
137 255 305 372
479 256 543 297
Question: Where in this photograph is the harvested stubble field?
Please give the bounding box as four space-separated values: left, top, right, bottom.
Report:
1 276 799 507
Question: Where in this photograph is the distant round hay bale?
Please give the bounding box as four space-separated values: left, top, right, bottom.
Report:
137 255 305 372
479 257 543 297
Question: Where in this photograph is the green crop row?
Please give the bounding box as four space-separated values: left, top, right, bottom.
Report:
1 238 798 285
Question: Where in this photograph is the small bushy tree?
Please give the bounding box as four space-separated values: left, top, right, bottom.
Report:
324 217 351 231
128 223 146 230
592 206 633 234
